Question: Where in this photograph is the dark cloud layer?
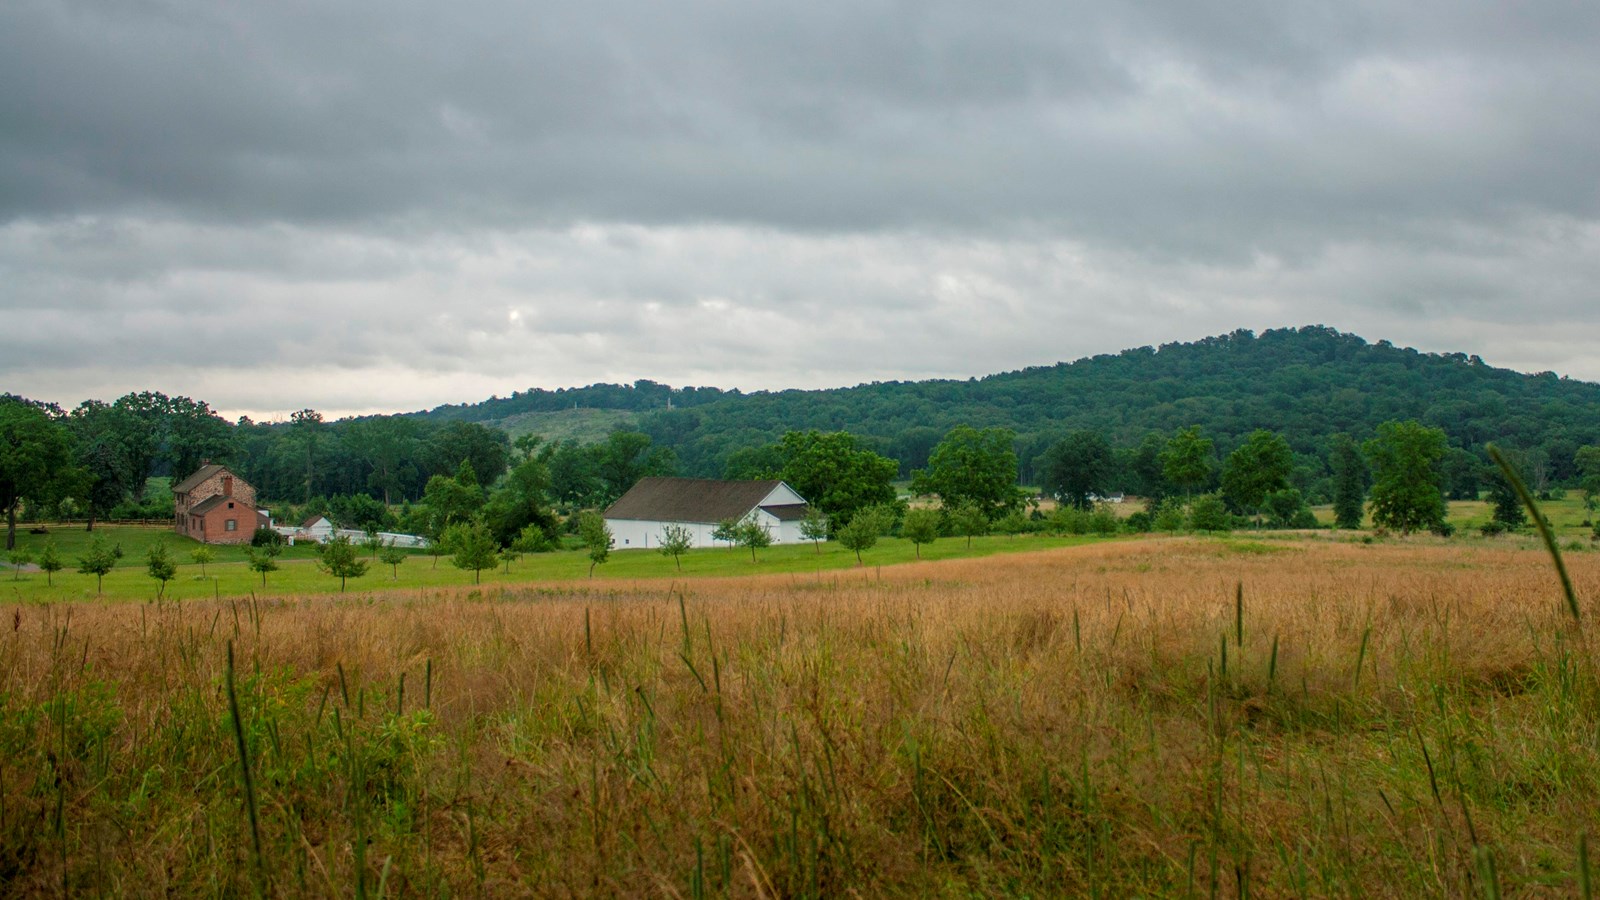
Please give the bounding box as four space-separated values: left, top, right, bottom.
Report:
3 0 1599 416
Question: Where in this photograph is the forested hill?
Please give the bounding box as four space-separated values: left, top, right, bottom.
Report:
416 325 1600 481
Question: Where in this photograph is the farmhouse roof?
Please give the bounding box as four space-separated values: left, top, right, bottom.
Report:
761 504 809 522
172 464 230 494
605 477 801 524
302 515 332 528
188 494 253 517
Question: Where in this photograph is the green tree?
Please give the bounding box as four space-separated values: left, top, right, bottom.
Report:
1152 497 1187 532
1363 420 1448 535
362 524 384 558
9 548 32 581
1188 494 1231 533
1219 430 1293 523
38 542 62 585
798 507 829 554
1263 488 1315 528
1 400 78 550
734 517 772 563
658 523 693 570
512 524 554 553
445 521 499 584
67 400 140 532
778 430 898 526
1575 445 1600 515
422 462 485 540
1126 432 1172 502
317 534 369 591
595 431 676 506
901 507 941 558
578 512 613 576
911 425 1025 519
146 542 177 599
191 545 216 576
1485 445 1529 529
378 542 408 579
247 545 281 587
722 444 786 480
947 502 989 548
499 547 521 574
481 452 558 547
289 408 324 503
712 517 741 549
1161 426 1214 497
1328 433 1368 529
1039 430 1114 511
835 506 891 565
78 536 117 593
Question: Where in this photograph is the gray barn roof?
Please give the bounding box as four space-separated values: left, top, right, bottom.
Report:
605 477 803 524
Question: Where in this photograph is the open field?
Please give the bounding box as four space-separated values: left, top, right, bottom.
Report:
2 537 1599 895
2 525 1117 603
8 512 1600 604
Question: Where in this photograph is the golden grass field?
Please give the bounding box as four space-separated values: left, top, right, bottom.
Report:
2 536 1598 896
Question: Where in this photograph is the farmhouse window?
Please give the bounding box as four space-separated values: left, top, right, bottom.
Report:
225 519 237 532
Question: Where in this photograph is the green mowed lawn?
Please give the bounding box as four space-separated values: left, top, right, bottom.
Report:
2 524 1106 603
1306 494 1597 537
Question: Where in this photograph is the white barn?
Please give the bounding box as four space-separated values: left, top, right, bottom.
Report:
604 477 810 550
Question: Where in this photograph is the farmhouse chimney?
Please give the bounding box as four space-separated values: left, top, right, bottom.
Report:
223 476 233 497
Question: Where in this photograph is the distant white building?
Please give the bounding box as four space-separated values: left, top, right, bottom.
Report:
272 514 430 548
604 477 810 549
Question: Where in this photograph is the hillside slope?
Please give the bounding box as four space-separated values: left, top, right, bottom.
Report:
415 326 1600 478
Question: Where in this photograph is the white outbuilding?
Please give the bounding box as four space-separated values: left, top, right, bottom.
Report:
604 477 810 550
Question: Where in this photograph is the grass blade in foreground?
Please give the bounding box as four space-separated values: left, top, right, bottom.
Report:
1488 444 1581 625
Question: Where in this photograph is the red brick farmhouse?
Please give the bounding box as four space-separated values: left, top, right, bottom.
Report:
172 463 268 544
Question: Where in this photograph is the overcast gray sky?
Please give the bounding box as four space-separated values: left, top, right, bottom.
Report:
4 0 1598 420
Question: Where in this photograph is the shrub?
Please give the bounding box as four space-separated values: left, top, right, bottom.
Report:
1430 520 1456 538
251 527 285 548
1087 505 1119 535
1152 497 1187 533
1123 510 1153 533
1479 521 1507 537
1188 494 1231 533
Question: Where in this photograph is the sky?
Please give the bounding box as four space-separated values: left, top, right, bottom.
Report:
4 0 1599 422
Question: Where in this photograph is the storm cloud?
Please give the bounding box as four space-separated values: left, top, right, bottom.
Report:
4 0 1599 418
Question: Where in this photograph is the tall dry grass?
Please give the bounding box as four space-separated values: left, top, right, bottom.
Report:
1 537 1597 896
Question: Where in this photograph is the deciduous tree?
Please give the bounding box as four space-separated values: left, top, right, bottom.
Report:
799 507 830 554
778 430 898 526
1364 420 1448 535
1220 430 1293 523
1328 434 1368 529
317 534 369 591
1161 427 1214 497
835 505 892 565
900 507 941 558
146 542 177 599
191 545 215 576
911 425 1024 519
38 542 62 585
658 523 693 570
1040 431 1113 511
379 542 408 579
1 400 77 550
78 537 117 593
734 517 772 563
444 521 499 584
578 512 613 576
